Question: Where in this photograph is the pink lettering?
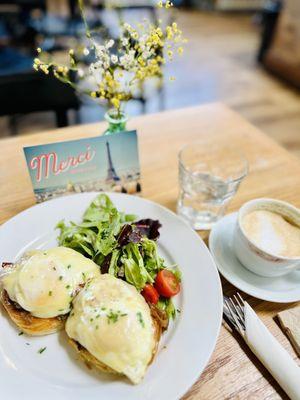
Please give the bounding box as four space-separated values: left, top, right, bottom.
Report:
29 145 96 182
30 152 57 182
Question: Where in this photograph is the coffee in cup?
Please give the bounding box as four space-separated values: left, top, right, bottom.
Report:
234 199 300 277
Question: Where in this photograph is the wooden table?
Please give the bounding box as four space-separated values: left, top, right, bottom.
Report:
0 103 299 399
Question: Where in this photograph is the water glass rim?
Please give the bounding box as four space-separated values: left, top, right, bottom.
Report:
178 141 249 183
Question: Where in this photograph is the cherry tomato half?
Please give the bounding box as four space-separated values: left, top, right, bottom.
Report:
141 284 159 304
154 270 180 298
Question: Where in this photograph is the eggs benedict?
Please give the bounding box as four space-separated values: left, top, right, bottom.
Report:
0 247 100 335
66 274 162 384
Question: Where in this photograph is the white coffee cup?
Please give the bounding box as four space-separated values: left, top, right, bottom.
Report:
233 198 300 277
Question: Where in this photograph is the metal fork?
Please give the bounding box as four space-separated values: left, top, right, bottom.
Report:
223 293 246 338
223 293 300 400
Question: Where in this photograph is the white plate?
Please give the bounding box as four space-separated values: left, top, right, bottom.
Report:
209 212 300 303
0 192 222 400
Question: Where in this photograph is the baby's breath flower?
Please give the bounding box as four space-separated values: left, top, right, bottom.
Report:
37 47 42 53
77 68 84 77
177 47 184 55
123 23 132 32
111 55 118 64
91 91 97 98
83 47 90 56
69 49 74 56
106 39 114 49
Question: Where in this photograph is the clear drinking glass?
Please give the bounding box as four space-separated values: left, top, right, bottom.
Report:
177 140 248 230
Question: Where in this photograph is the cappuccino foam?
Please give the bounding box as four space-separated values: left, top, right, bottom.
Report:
242 210 300 258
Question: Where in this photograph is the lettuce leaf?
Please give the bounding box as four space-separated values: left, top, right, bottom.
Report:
56 194 135 260
121 243 154 290
157 297 177 320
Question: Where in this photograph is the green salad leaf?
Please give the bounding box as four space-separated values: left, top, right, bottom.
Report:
121 243 154 290
157 297 176 320
57 194 135 260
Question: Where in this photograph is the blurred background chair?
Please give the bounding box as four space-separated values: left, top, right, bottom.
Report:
0 0 80 134
261 0 300 89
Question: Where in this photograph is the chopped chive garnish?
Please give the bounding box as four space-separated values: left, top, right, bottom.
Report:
48 291 52 296
67 264 71 269
26 343 30 345
106 310 127 324
38 347 46 354
107 311 119 324
137 312 145 328
59 276 63 280
177 309 181 313
18 331 24 336
65 285 70 289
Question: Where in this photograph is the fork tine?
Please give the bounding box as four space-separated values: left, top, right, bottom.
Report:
225 299 244 335
237 292 245 306
234 294 245 316
229 297 245 328
233 295 245 316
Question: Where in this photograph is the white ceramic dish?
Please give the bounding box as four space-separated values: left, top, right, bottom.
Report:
209 212 300 303
0 192 222 400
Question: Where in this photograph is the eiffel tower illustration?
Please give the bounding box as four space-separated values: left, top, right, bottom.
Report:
106 141 120 182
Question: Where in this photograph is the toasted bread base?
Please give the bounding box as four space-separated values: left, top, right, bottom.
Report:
68 311 162 380
0 290 66 336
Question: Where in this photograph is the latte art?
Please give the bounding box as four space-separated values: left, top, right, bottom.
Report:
242 210 300 258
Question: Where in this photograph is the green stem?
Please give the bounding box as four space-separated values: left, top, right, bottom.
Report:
77 0 92 39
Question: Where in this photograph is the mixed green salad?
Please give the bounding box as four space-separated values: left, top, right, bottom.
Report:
57 194 181 320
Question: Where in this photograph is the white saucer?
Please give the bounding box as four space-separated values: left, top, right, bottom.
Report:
209 212 300 303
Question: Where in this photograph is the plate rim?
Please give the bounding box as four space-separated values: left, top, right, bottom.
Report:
209 212 300 303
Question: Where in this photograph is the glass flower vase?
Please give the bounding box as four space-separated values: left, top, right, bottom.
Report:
103 109 128 135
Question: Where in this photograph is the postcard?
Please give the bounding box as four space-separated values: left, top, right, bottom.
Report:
23 131 141 203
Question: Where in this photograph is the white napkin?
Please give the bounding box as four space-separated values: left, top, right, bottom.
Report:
244 302 300 400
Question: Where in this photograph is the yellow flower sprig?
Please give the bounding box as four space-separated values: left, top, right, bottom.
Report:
33 0 186 113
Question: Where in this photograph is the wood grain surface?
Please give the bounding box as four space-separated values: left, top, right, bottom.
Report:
0 103 299 399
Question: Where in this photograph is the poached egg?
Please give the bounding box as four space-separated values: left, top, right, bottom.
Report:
2 247 100 318
65 274 156 384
